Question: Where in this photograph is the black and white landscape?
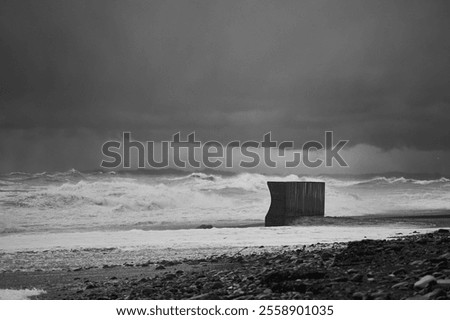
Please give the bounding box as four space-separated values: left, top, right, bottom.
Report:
0 1 450 300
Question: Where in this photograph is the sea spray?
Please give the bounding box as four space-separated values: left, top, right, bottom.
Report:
0 170 449 234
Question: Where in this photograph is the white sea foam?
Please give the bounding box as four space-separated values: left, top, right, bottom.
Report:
0 289 46 300
0 225 434 253
0 171 449 235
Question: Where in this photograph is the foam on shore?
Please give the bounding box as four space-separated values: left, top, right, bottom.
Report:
0 225 435 253
0 289 46 300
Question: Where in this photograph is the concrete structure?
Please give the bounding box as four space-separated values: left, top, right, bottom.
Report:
265 181 325 226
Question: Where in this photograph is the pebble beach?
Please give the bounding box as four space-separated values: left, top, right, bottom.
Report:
1 229 450 300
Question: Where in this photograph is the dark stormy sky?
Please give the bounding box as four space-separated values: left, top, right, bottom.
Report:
1 0 449 174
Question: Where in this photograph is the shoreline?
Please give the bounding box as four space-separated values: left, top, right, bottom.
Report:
1 229 450 300
3 211 450 254
0 225 437 273
2 210 450 236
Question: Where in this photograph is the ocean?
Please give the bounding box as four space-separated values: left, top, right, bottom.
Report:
0 169 448 271
1 169 450 234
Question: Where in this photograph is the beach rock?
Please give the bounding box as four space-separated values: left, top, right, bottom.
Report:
438 252 450 260
160 260 179 266
210 281 224 290
109 293 119 299
414 275 436 289
141 288 155 296
197 224 213 229
350 273 364 282
138 277 149 283
263 270 290 283
392 268 407 276
392 281 410 290
351 292 364 300
298 271 327 279
271 280 307 293
371 290 389 300
435 260 448 270
321 252 333 260
85 283 97 290
155 265 165 270
331 276 348 282
416 238 428 245
407 294 428 300
163 273 176 280
436 279 450 288
423 288 445 300
437 229 449 233
231 289 245 297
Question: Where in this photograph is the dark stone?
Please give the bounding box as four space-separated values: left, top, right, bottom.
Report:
392 268 408 276
271 281 307 293
392 281 410 290
436 260 448 270
85 283 97 290
109 293 119 299
350 273 364 282
296 271 327 280
331 277 349 282
416 238 428 245
189 293 219 300
352 292 364 300
197 224 214 229
211 281 224 290
438 252 450 260
424 288 445 299
141 288 155 296
164 273 176 280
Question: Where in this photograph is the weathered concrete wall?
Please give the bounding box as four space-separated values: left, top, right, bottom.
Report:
265 181 325 226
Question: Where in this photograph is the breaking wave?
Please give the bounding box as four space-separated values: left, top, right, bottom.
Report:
1 169 449 234
353 176 450 186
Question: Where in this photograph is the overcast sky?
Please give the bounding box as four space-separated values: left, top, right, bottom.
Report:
1 0 449 174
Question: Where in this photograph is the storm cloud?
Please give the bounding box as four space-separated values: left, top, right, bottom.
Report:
1 0 449 173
